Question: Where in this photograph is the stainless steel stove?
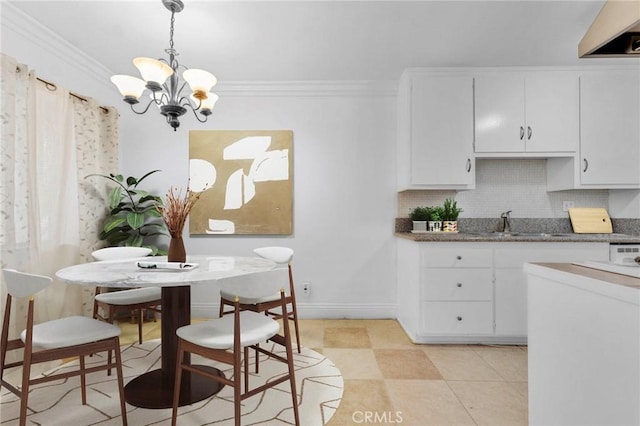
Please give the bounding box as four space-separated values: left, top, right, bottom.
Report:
573 243 640 278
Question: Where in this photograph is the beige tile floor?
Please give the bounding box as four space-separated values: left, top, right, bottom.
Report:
119 317 528 426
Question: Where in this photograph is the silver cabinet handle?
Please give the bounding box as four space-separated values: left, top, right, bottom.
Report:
527 126 532 140
456 283 462 288
520 126 524 140
456 316 463 321
466 158 471 173
583 158 589 172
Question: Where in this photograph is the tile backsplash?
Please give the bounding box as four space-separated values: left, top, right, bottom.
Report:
398 159 610 218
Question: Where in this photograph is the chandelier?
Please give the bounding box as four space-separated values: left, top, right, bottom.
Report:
110 0 218 131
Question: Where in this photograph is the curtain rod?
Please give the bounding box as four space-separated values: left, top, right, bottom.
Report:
13 64 111 114
35 76 110 114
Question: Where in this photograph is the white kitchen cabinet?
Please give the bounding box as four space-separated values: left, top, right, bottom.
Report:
474 71 578 155
420 244 494 339
397 70 475 190
546 68 640 190
581 70 640 185
397 239 610 344
493 243 609 338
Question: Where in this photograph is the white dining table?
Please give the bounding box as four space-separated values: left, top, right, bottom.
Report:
56 255 275 409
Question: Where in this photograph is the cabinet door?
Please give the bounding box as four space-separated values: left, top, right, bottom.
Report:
411 75 474 186
474 74 525 153
525 72 578 153
580 70 640 185
494 269 527 336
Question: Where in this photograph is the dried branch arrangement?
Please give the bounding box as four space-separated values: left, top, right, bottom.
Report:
158 186 202 237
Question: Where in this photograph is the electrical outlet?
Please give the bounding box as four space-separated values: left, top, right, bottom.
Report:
562 200 575 212
302 282 311 296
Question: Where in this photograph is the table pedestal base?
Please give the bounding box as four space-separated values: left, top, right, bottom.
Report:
124 366 224 409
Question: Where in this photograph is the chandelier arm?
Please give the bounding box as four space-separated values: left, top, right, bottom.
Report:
129 98 157 115
178 95 200 109
184 101 208 123
153 90 170 105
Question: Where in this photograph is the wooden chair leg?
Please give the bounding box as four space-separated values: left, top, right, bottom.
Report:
234 347 242 426
19 355 32 426
138 308 143 344
281 308 300 425
243 346 249 392
255 343 260 374
80 355 87 405
218 299 225 318
292 307 302 353
106 306 116 376
113 338 128 426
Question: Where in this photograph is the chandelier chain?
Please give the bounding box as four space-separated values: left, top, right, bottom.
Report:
169 10 175 51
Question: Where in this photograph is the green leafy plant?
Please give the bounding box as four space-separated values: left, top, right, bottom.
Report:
86 170 167 254
442 198 463 221
430 206 444 222
409 206 431 221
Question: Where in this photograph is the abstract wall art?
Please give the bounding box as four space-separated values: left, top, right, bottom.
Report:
188 130 293 235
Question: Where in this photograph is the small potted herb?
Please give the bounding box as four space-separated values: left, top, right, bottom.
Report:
429 206 444 232
409 206 431 232
442 198 463 232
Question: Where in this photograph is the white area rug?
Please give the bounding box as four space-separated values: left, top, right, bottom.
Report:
0 340 343 425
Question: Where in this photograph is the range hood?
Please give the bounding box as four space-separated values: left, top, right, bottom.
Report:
579 0 640 57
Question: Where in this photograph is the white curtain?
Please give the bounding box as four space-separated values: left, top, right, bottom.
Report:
0 53 118 343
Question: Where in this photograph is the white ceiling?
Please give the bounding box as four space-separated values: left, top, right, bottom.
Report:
7 0 618 82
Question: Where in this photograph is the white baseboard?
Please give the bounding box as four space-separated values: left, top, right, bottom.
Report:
191 302 398 320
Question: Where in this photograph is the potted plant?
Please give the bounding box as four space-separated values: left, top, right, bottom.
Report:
428 206 444 232
86 170 167 255
442 198 463 232
409 206 431 232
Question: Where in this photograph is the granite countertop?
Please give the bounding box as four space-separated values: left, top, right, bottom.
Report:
395 217 640 243
395 231 640 243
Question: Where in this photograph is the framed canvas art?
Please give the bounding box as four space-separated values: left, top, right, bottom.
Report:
188 130 293 235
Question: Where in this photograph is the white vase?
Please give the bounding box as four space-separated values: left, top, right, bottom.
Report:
412 221 427 232
428 221 442 232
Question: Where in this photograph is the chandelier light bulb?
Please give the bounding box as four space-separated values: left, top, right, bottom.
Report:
110 75 147 103
191 92 219 115
183 69 218 99
133 57 174 90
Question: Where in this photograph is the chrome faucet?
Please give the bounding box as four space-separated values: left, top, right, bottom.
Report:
500 210 512 233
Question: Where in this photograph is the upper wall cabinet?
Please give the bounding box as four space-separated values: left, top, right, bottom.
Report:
474 71 579 155
397 70 475 190
547 69 640 190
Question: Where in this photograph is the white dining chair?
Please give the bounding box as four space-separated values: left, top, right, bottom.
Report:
172 268 299 426
219 247 301 358
0 269 128 426
92 247 162 346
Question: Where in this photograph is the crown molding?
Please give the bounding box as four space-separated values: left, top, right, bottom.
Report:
215 80 398 97
1 2 115 92
1 3 397 98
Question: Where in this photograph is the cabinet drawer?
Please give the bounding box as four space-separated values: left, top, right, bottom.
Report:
494 243 609 268
422 247 492 268
423 269 493 301
422 302 493 334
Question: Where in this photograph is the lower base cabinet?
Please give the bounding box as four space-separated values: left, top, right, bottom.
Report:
397 239 609 344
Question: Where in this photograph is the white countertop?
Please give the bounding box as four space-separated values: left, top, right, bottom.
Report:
524 262 640 305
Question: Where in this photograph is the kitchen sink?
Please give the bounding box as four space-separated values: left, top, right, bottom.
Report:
465 232 573 238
